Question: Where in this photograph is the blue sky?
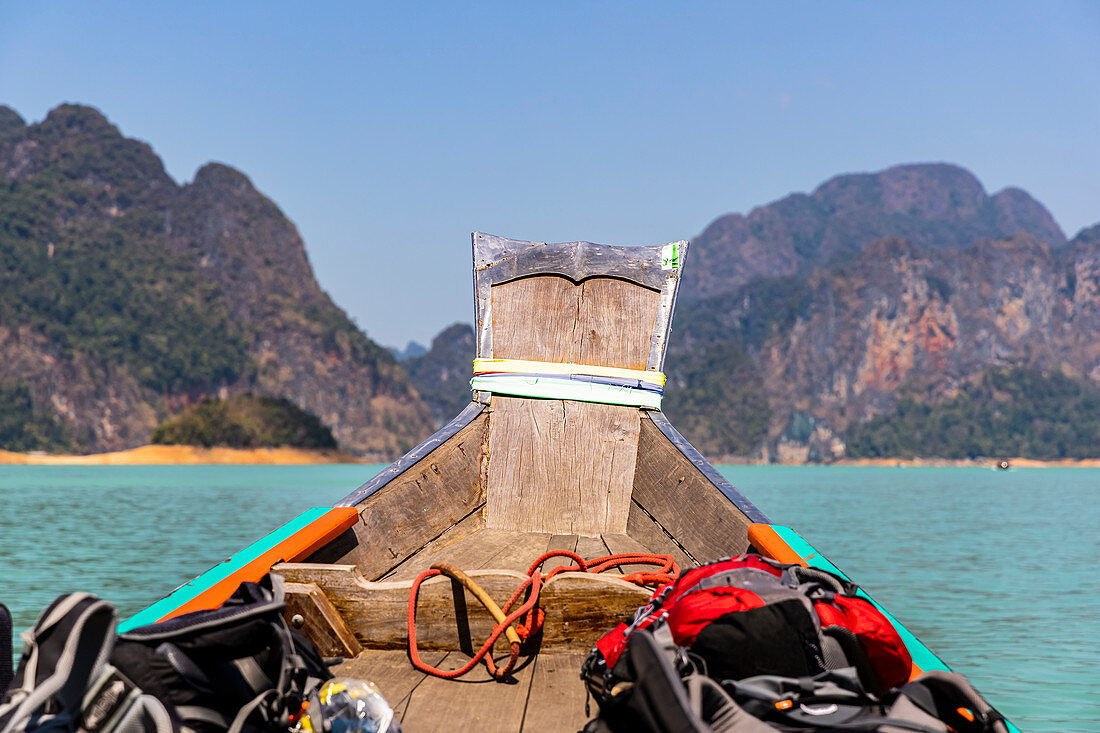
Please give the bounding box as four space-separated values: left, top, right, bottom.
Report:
2 2 1098 347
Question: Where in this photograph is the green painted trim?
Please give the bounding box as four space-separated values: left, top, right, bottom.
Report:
469 375 662 409
118 507 332 632
770 525 951 673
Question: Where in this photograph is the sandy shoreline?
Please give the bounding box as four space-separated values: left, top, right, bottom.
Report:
1 446 1096 467
834 456 1100 468
0 444 364 465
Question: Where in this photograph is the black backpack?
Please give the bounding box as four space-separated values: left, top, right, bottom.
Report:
0 592 171 733
1 602 13 693
584 621 1010 733
109 575 330 733
1 575 330 733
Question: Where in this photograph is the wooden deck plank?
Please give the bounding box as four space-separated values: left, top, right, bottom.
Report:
574 534 612 571
384 527 518 582
521 653 591 732
332 649 447 722
474 531 552 572
601 532 668 576
546 534 579 554
401 650 538 732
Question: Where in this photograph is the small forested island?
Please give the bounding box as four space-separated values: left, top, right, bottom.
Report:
151 394 337 450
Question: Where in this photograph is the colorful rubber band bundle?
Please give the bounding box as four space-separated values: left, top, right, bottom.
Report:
470 358 665 409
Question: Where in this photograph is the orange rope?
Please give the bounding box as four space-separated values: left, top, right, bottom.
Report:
408 550 679 681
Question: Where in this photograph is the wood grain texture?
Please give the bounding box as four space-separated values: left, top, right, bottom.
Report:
380 510 486 582
486 398 639 535
273 563 650 653
347 412 488 580
491 275 579 364
521 653 591 732
574 535 612 565
601 532 665 575
546 534 579 555
626 500 697 572
484 275 656 536
284 582 361 658
332 649 447 722
536 573 648 650
490 275 658 367
575 277 660 369
630 416 754 564
400 650 537 732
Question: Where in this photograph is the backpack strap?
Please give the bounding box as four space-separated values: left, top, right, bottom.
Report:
0 594 116 733
895 671 1009 733
0 604 13 694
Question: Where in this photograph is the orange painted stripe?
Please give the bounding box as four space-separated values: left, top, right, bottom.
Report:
159 506 359 622
747 523 808 566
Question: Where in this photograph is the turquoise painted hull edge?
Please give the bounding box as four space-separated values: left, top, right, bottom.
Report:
118 506 332 633
769 525 1020 733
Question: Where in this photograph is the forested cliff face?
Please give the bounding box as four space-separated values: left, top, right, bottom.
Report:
407 164 1100 461
3 104 1096 461
666 164 1100 461
0 103 432 458
681 163 1065 301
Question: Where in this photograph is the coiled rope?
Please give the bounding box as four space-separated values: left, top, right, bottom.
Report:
407 550 679 681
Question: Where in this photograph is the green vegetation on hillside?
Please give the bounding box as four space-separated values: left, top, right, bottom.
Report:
0 157 252 393
151 393 337 449
0 380 70 452
681 275 814 351
663 341 771 458
845 367 1100 459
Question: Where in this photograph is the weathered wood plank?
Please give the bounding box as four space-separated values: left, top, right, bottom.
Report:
475 531 553 573
601 532 666 575
574 535 611 564
380 510 486 582
625 500 697 572
332 649 447 722
630 416 755 563
538 573 648 650
546 534 579 554
484 275 654 536
344 413 487 580
575 277 660 369
401 650 537 732
491 275 579 363
486 398 640 535
521 653 591 732
273 563 650 653
284 582 361 658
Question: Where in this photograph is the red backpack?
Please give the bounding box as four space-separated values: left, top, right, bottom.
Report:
590 554 912 694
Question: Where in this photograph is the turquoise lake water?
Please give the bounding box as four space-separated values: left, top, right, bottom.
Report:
0 464 1096 730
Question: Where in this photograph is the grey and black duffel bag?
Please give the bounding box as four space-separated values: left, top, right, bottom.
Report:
584 627 1010 733
0 593 177 733
0 575 329 733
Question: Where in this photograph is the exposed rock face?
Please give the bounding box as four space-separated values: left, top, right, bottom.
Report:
0 103 432 458
751 232 1100 453
684 163 1066 302
165 162 431 457
404 323 476 427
